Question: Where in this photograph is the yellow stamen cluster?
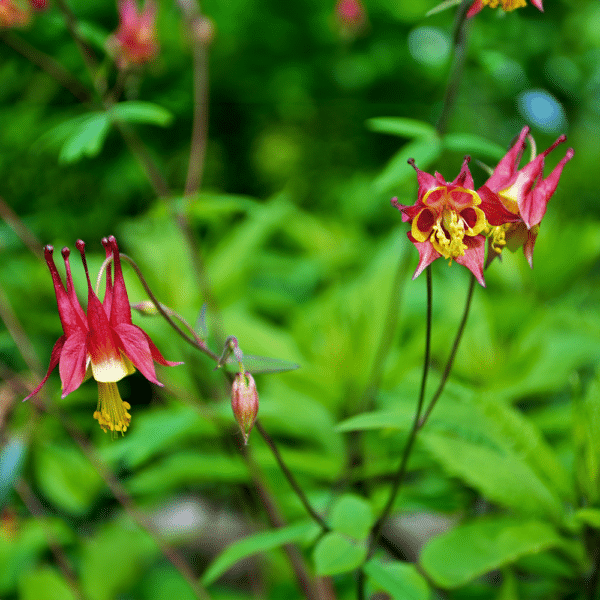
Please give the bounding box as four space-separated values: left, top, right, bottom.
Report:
412 186 486 261
480 0 527 10
94 381 132 436
487 223 510 254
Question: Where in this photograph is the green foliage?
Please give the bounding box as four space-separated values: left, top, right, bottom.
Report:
1 0 599 599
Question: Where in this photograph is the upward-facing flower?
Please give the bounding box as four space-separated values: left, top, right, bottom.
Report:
108 0 158 69
467 0 543 18
478 126 574 267
25 236 180 435
392 157 488 286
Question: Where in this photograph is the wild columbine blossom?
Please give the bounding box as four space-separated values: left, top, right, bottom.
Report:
392 157 488 286
108 0 158 69
24 236 180 435
467 0 543 17
479 126 574 267
0 0 31 27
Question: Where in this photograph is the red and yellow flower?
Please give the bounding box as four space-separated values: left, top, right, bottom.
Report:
392 157 488 286
467 0 543 18
25 236 180 434
478 126 574 267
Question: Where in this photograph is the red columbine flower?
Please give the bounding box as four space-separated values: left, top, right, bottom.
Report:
25 236 180 435
108 0 158 69
478 126 574 267
467 0 543 18
335 0 366 34
392 157 488 286
0 0 31 27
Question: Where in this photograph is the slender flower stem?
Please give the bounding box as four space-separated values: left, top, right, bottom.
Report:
0 196 43 259
418 272 475 429
256 420 330 532
241 443 335 600
367 266 432 554
118 254 219 362
0 32 92 103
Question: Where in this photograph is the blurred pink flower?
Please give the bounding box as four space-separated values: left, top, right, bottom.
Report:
109 0 158 68
335 0 367 36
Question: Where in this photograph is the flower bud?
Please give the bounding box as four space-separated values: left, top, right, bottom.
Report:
231 372 259 445
131 300 159 316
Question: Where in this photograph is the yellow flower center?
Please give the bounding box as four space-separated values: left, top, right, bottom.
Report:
412 186 486 261
94 381 132 436
481 0 527 9
487 223 510 254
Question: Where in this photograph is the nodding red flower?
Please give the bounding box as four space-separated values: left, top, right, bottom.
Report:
24 236 181 435
478 126 574 267
0 0 31 27
467 0 543 18
29 0 47 10
392 157 488 286
109 0 158 68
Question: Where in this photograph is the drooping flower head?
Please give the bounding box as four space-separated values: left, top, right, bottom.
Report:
108 0 158 69
467 0 543 18
392 157 488 286
479 126 574 267
0 0 31 27
25 236 181 435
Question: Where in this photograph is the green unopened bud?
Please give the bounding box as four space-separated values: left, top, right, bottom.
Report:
131 301 159 316
231 372 259 445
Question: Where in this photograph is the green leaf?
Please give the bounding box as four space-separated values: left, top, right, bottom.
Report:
330 494 374 541
80 521 158 600
202 521 319 586
364 559 430 600
420 517 563 588
34 444 104 515
374 137 442 194
0 437 27 507
58 113 110 164
420 430 563 520
574 508 600 529
336 407 414 433
442 133 508 161
367 117 437 140
126 452 249 496
313 532 368 576
109 101 173 127
19 566 77 600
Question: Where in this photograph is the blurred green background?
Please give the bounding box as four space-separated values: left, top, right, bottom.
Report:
1 0 600 598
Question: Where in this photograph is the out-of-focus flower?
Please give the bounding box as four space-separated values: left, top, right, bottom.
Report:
392 157 488 286
24 236 181 435
335 0 367 37
478 126 573 267
29 0 47 10
467 0 543 18
231 372 259 445
0 0 31 28
108 0 158 69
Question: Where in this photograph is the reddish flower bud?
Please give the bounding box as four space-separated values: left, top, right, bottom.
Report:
231 372 259 445
335 0 367 37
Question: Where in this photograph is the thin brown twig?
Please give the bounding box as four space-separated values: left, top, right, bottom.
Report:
0 196 43 259
1 32 92 103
